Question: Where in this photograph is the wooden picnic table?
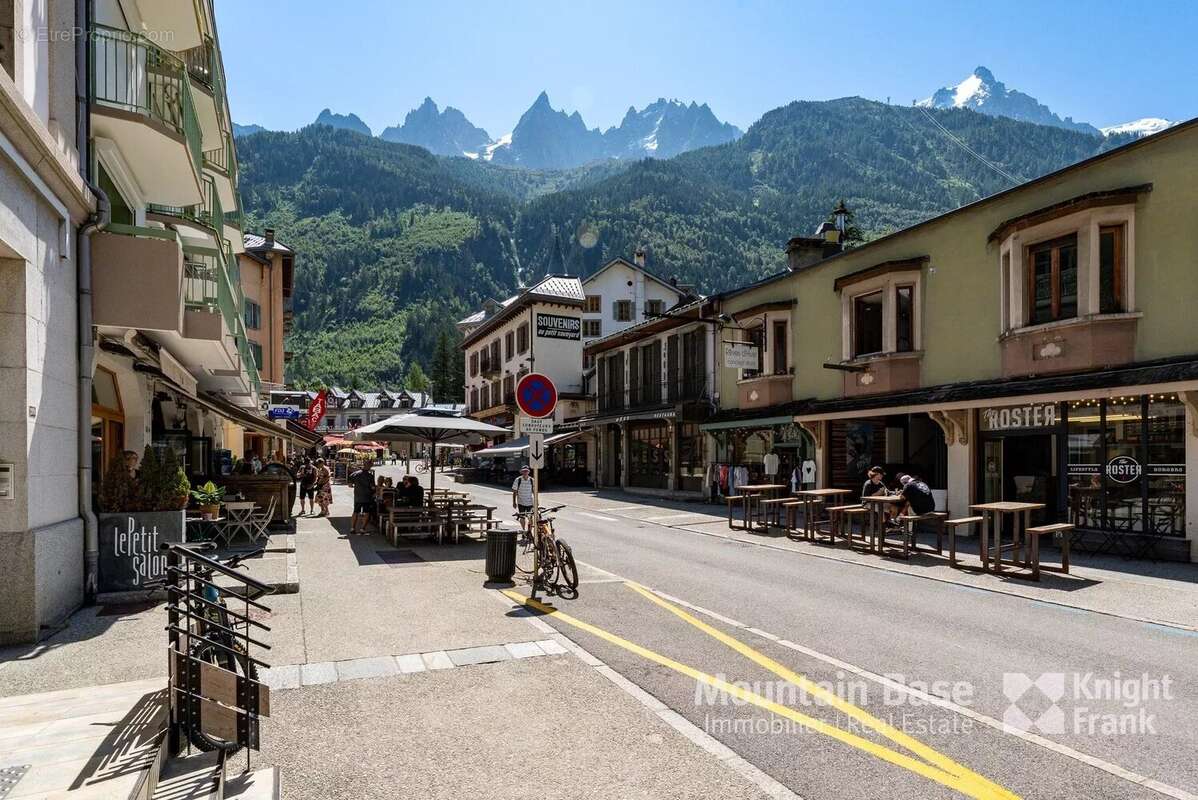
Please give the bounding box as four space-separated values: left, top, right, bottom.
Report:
385 506 444 545
970 501 1045 574
795 488 854 542
736 484 789 531
860 493 904 552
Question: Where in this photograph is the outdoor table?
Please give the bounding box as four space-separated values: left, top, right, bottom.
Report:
736 484 788 531
796 488 854 542
859 494 903 552
186 515 225 542
221 501 257 545
969 501 1045 574
386 507 444 545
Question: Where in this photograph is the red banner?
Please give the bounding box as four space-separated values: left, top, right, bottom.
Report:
305 389 328 431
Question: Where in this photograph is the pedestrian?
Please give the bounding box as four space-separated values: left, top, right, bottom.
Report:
314 458 332 517
251 454 263 474
512 465 534 531
349 458 377 534
123 449 139 479
298 458 317 515
897 473 935 516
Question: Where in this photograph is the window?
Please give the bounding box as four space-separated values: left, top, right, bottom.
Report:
1099 225 1125 314
244 300 262 330
771 320 788 375
678 423 705 492
98 164 134 226
470 387 479 411
480 384 490 409
492 380 501 406
517 323 529 353
584 295 601 313
645 299 665 316
743 326 765 378
489 340 500 370
853 291 884 357
469 351 479 377
504 331 514 361
583 319 602 338
628 420 671 489
895 285 914 353
613 300 633 322
1027 234 1078 325
502 375 514 403
248 341 263 369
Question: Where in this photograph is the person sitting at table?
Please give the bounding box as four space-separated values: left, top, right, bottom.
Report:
897 473 935 517
398 476 424 508
861 466 887 502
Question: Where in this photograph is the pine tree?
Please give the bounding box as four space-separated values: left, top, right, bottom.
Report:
404 362 430 393
429 331 453 403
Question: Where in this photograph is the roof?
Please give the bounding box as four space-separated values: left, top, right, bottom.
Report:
460 274 585 348
457 295 518 327
583 297 710 355
583 257 690 297
243 232 294 254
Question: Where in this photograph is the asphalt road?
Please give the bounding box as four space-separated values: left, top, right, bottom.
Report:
387 470 1198 800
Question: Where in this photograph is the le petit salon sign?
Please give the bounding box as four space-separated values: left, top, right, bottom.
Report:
536 313 581 341
980 402 1060 432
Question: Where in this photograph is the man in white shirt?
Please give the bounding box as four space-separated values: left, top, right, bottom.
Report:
512 465 535 531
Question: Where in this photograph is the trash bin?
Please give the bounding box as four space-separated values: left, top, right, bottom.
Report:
485 528 517 583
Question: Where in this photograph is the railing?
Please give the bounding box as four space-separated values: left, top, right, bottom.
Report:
183 254 219 308
629 382 664 409
598 390 625 413
91 24 203 179
148 174 224 232
180 38 216 91
160 542 272 759
669 375 708 403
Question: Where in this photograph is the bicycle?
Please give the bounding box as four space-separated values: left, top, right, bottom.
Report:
149 545 273 753
513 504 579 594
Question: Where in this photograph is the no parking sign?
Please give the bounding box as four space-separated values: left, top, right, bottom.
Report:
516 373 557 419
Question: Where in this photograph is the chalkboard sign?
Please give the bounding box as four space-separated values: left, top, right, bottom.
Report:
97 511 186 593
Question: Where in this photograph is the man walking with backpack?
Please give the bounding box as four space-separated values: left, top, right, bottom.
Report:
512 465 535 532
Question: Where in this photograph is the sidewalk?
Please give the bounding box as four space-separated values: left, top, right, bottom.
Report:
0 482 785 799
457 478 1198 631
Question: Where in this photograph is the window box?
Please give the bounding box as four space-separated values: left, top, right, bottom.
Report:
999 312 1140 377
736 374 793 409
839 350 923 397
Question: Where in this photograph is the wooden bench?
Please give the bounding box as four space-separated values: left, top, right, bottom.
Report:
386 508 444 545
759 497 793 529
726 496 747 529
780 500 803 534
885 512 948 559
839 506 870 550
943 516 983 568
820 504 863 545
1024 523 1074 581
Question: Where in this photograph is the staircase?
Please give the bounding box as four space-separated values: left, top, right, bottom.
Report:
0 679 278 800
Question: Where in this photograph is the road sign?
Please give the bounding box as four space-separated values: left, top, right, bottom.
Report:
516 373 557 419
528 433 546 470
522 417 554 434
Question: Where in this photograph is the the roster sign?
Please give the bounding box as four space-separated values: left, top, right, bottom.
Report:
536 313 582 340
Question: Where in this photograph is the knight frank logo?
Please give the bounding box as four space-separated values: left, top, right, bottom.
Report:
1002 672 1066 734
1003 672 1174 735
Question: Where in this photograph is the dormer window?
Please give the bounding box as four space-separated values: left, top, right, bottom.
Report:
835 257 925 362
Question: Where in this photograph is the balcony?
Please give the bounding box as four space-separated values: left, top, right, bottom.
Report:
840 351 922 397
90 25 203 206
204 134 240 213
736 373 793 410
628 384 664 409
668 376 708 404
134 0 205 52
147 174 224 240
92 225 185 333
480 360 501 378
999 314 1140 378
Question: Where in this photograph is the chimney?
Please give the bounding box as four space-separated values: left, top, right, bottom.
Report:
264 228 276 247
634 247 646 268
785 235 841 271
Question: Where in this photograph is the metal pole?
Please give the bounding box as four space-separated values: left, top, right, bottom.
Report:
530 465 540 600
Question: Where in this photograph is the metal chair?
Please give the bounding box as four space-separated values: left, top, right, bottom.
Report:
248 496 276 543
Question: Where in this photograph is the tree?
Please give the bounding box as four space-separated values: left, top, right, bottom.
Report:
429 331 454 404
404 361 430 393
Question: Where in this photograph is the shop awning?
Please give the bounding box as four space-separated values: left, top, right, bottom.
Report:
700 413 795 431
472 431 585 459
195 392 289 439
286 420 323 448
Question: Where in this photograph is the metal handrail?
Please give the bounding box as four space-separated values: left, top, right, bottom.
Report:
163 543 272 593
163 586 271 631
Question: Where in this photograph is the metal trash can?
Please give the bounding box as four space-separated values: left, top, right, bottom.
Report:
485 528 517 583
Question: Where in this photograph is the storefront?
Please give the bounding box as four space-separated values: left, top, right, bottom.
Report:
628 419 671 489
827 413 947 498
977 394 1188 545
700 414 815 497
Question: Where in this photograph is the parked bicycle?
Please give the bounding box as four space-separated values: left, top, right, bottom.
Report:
148 543 274 753
513 504 579 595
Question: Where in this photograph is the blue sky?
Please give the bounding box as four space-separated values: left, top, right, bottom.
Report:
216 0 1196 137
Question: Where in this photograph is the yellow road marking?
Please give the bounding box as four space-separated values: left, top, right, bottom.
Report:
625 581 1019 800
502 589 1019 800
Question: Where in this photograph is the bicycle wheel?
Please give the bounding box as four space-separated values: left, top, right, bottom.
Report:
185 640 258 753
555 540 579 590
514 529 536 574
536 537 558 588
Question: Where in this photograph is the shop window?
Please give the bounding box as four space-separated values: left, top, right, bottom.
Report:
629 420 671 489
1027 234 1078 325
583 319 601 338
1147 394 1186 536
896 285 914 353
91 367 125 484
613 300 633 322
1099 225 1125 314
853 291 884 357
584 295 601 313
771 320 788 375
678 423 705 492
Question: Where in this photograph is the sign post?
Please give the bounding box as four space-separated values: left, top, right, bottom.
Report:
515 373 557 598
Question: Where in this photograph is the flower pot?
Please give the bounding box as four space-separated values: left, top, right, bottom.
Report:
200 504 220 520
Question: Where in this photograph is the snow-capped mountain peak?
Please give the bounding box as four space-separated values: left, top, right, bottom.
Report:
1099 117 1175 138
918 66 1099 135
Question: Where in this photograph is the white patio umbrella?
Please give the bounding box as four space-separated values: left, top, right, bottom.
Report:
348 409 510 497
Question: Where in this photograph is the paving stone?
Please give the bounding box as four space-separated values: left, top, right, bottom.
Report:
335 656 400 682
261 664 301 690
537 639 568 655
299 661 337 686
420 651 454 670
446 645 512 667
395 654 426 674
503 641 545 659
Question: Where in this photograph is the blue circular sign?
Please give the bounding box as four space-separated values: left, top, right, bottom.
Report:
516 373 557 418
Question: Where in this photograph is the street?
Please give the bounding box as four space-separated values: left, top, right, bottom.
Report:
441 471 1198 800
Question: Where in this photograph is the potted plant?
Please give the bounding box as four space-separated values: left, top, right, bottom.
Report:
191 481 225 520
